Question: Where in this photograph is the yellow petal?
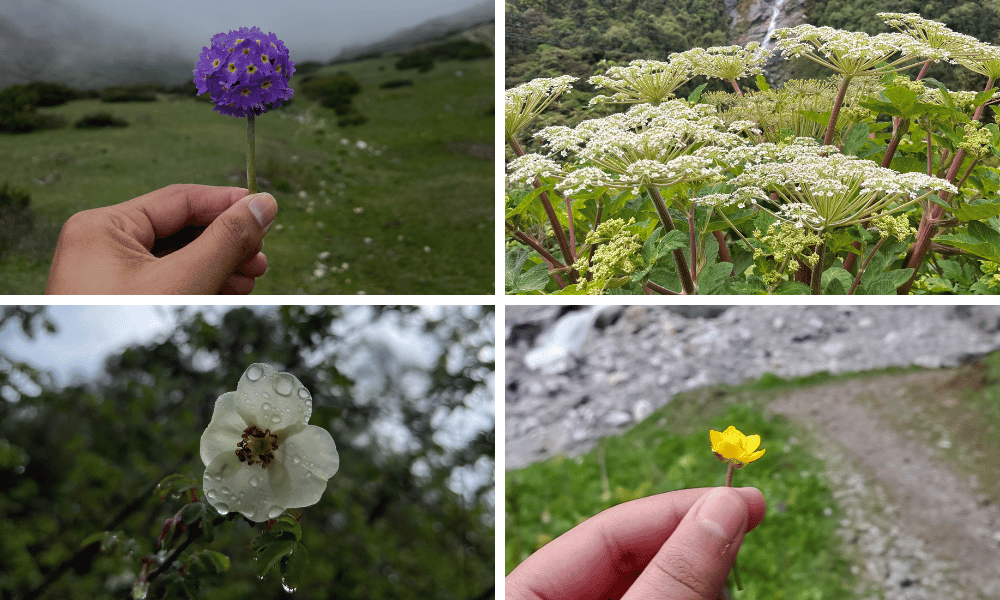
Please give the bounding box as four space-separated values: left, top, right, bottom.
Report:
745 448 765 463
710 429 724 450
742 434 761 454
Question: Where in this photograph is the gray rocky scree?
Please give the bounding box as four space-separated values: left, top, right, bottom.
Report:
505 305 1000 470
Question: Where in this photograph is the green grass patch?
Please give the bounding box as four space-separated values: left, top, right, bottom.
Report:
506 397 854 599
0 53 493 294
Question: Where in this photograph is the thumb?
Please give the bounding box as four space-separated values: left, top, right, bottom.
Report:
624 487 748 600
162 192 277 293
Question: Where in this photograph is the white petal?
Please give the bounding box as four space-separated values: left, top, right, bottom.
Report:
273 424 339 509
204 450 289 522
200 391 247 467
234 364 312 432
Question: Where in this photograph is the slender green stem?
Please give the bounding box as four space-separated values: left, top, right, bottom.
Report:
246 114 257 195
725 461 742 591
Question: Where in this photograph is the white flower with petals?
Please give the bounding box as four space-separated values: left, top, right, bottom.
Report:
200 364 339 522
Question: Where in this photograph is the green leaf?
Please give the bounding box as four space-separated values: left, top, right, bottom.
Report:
80 531 106 549
155 473 198 500
841 123 870 157
687 83 708 104
755 73 770 92
269 514 302 542
883 86 918 113
773 281 812 295
858 269 913 294
255 540 296 578
187 549 231 576
859 99 904 118
922 78 954 109
505 249 550 293
936 220 1000 262
697 262 732 294
505 188 543 219
822 267 853 294
179 502 206 526
281 542 310 590
798 109 831 127
951 197 1000 221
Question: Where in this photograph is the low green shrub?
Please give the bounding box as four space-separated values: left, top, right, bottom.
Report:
74 113 129 129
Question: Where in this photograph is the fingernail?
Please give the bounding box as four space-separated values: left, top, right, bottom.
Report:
698 489 744 541
247 193 277 228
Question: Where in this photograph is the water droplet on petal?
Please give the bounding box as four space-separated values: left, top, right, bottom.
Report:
221 486 231 495
270 414 281 424
262 402 271 412
292 456 301 464
249 475 259 487
206 490 217 499
247 365 263 381
274 373 294 396
262 391 271 399
215 501 230 514
244 507 255 520
268 505 284 519
298 388 310 399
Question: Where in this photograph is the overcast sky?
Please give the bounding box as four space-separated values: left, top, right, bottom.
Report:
74 0 488 60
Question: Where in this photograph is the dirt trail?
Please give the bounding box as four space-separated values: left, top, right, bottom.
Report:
768 370 1000 600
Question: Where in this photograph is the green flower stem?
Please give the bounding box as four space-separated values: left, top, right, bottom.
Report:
725 461 743 591
587 198 605 281
824 75 853 147
507 135 577 275
246 114 257 195
647 186 696 294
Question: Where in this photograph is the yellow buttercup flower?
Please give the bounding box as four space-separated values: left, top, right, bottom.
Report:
710 425 765 466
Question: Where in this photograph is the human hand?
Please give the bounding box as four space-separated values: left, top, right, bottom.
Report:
46 184 276 294
506 486 766 600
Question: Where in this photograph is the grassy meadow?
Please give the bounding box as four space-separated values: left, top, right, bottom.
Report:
0 54 493 294
506 361 1000 598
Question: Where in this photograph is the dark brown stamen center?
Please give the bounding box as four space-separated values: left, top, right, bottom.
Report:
235 425 280 468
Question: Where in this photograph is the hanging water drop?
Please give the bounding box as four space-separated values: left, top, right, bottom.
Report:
297 388 309 399
271 414 281 424
215 501 230 514
268 505 284 519
292 456 301 464
262 402 271 412
250 475 260 487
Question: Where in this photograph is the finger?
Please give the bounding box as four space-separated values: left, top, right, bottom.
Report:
221 273 257 295
623 487 756 600
143 192 276 294
235 252 268 278
506 487 765 600
118 184 250 249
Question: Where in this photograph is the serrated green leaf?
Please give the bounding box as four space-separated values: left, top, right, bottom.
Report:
256 540 296 578
773 281 812 295
697 262 732 294
505 248 551 293
936 220 1000 262
883 86 918 113
755 73 770 92
951 197 1000 221
822 267 853 294
858 269 913 294
841 123 870 157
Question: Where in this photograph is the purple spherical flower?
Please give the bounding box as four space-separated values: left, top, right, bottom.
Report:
193 26 295 117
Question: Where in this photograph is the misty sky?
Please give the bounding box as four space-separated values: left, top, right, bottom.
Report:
74 0 488 60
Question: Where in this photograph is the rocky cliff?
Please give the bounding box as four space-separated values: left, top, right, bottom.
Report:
725 0 809 76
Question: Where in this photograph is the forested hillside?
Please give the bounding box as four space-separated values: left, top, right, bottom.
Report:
505 0 1000 90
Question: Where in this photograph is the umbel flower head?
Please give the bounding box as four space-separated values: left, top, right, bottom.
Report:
710 425 765 467
200 364 339 522
194 26 295 117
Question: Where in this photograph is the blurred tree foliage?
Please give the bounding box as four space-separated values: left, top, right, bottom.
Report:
0 306 494 600
506 0 1000 93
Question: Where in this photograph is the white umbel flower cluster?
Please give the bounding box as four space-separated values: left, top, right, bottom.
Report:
679 42 772 82
505 75 578 138
588 58 693 105
772 24 947 76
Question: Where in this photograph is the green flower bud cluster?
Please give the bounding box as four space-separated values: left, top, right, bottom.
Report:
871 213 917 240
958 122 993 158
754 221 824 274
577 218 642 294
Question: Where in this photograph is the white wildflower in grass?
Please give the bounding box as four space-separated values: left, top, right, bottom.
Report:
200 364 339 522
504 75 578 139
730 151 957 231
588 58 693 106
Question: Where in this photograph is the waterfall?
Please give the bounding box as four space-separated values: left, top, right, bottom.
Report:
761 0 787 48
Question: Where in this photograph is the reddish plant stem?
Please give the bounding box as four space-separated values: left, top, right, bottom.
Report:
688 211 698 279
565 196 576 259
956 157 981 192
644 281 679 295
824 75 853 147
916 59 932 81
508 226 568 288
847 236 887 294
648 186 696 294
809 242 826 295
927 130 933 176
507 136 576 275
730 79 744 98
899 77 995 294
588 201 605 279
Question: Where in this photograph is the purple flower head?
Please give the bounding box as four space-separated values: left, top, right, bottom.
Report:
193 26 295 117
